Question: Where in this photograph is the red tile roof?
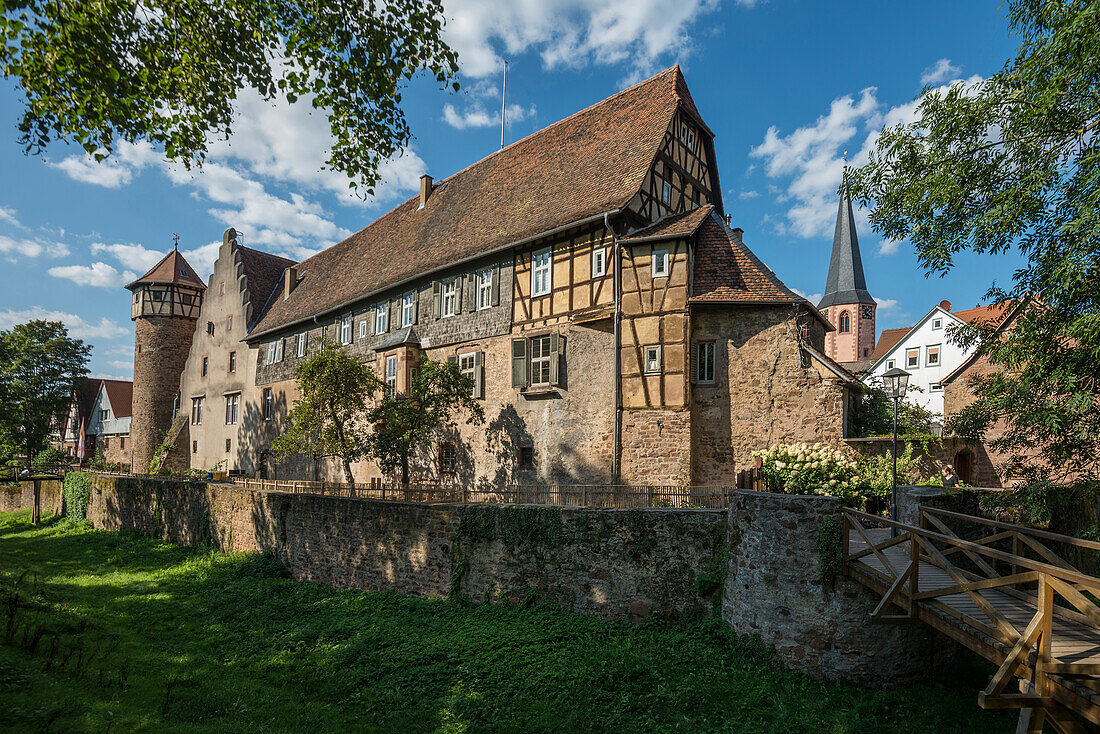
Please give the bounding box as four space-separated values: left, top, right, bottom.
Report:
619 205 714 243
126 248 205 291
871 301 1013 362
690 212 803 304
250 66 702 339
101 379 133 418
869 327 909 361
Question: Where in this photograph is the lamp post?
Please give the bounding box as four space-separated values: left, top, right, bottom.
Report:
881 367 911 533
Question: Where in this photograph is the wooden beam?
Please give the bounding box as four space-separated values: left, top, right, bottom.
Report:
913 571 1039 601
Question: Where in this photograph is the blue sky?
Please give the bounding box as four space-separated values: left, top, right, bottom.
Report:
0 0 1025 379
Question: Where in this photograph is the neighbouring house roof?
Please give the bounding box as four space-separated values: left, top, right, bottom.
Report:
619 205 714 243
941 299 1026 385
248 65 711 340
866 299 1016 371
819 194 875 309
869 327 910 361
100 379 133 419
689 212 832 329
951 301 1012 327
126 247 206 291
801 344 862 385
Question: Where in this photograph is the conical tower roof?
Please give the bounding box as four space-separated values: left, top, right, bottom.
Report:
125 246 205 291
818 193 874 308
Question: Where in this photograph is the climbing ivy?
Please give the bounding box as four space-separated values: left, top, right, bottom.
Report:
456 505 564 559
816 516 843 585
62 472 92 522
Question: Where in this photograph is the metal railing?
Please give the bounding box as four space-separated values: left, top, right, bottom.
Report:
229 477 733 509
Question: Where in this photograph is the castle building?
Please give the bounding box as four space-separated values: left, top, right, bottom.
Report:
126 246 205 472
818 193 876 367
140 66 860 486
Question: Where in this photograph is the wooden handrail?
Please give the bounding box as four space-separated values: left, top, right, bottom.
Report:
843 509 1100 591
922 505 1100 552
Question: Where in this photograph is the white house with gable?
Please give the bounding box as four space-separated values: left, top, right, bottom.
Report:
864 300 1005 418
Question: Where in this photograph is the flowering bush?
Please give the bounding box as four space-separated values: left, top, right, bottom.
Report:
752 443 864 504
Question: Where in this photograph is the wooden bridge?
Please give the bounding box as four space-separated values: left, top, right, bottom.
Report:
844 506 1100 733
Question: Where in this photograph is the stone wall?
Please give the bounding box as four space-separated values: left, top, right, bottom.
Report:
132 315 197 473
620 408 691 485
724 490 951 688
0 479 64 515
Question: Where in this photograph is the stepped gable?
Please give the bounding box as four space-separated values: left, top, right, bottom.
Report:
238 245 296 310
250 66 699 339
125 248 205 291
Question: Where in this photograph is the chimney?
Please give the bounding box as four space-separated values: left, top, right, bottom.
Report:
731 227 744 244
939 299 952 312
283 267 297 300
419 174 433 208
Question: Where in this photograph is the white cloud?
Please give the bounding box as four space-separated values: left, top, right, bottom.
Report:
738 190 759 199
443 0 722 79
0 206 24 229
0 307 128 340
921 58 961 86
875 297 899 312
443 101 537 130
48 262 137 288
107 360 135 371
92 239 222 279
0 234 70 260
878 239 901 256
791 287 823 305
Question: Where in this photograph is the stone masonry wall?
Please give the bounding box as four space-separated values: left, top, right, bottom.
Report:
724 490 952 688
132 316 197 473
620 408 691 486
0 479 63 514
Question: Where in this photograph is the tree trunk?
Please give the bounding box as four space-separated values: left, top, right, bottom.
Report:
401 454 409 489
342 459 355 490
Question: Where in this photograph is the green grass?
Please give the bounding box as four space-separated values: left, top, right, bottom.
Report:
0 509 1011 733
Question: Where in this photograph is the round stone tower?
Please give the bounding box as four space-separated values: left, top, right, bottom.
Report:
125 243 205 472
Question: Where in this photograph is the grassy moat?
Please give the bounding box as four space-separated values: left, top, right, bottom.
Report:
0 510 1011 733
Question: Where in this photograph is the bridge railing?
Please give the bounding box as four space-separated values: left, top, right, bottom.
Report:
842 507 1100 724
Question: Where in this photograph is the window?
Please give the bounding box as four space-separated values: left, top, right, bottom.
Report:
459 352 477 395
385 355 398 394
340 315 351 344
99 409 109 421
226 315 233 333
191 397 204 425
592 247 606 278
930 383 943 392
262 388 274 421
477 268 493 310
201 356 208 376
926 345 941 367
532 248 552 297
296 333 307 358
652 248 670 278
192 440 198 454
225 438 232 453
644 345 662 374
838 311 850 333
519 445 535 471
695 341 716 384
886 359 896 370
662 181 672 205
360 319 368 339
932 317 943 330
531 335 553 385
228 351 236 373
906 348 919 368
206 321 215 336
441 279 458 317
439 443 456 474
225 394 239 425
267 339 283 364
402 292 416 326
376 303 388 334
119 437 125 450
680 124 696 150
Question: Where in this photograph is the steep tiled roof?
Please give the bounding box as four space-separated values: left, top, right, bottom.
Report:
126 248 205 291
250 66 701 339
869 327 909 361
619 205 713 243
952 302 1011 327
238 245 295 313
691 212 801 303
101 379 133 418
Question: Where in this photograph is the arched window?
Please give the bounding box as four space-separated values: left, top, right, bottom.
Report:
838 311 850 333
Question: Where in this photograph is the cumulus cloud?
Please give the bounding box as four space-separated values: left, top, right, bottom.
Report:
0 234 70 260
48 262 137 288
878 239 901 256
443 0 723 80
875 297 899 312
738 190 759 199
0 307 128 340
91 239 223 280
921 58 961 86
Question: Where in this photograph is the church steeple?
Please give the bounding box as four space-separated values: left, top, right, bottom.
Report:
819 190 877 364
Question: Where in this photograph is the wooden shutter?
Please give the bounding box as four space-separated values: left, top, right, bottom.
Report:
465 273 476 313
491 266 501 306
474 350 484 399
690 341 698 383
432 282 441 319
549 332 561 386
389 299 399 332
511 338 527 388
412 292 420 324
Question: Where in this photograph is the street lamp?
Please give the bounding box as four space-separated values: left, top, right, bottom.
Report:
881 367 911 531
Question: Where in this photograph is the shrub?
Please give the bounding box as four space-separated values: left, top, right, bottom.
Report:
31 447 68 475
753 443 862 501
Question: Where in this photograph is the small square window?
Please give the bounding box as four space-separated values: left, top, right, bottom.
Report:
906 348 919 368
926 345 941 367
652 248 670 278
206 321 215 336
592 247 606 278
886 359 896 370
644 345 662 374
519 445 535 471
932 318 943 330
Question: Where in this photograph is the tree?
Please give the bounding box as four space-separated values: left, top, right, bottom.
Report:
0 320 90 467
0 0 458 194
847 384 940 439
847 0 1100 481
366 358 484 487
271 341 379 487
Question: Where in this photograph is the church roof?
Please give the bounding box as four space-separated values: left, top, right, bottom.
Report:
818 194 874 308
249 65 711 339
125 247 206 291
